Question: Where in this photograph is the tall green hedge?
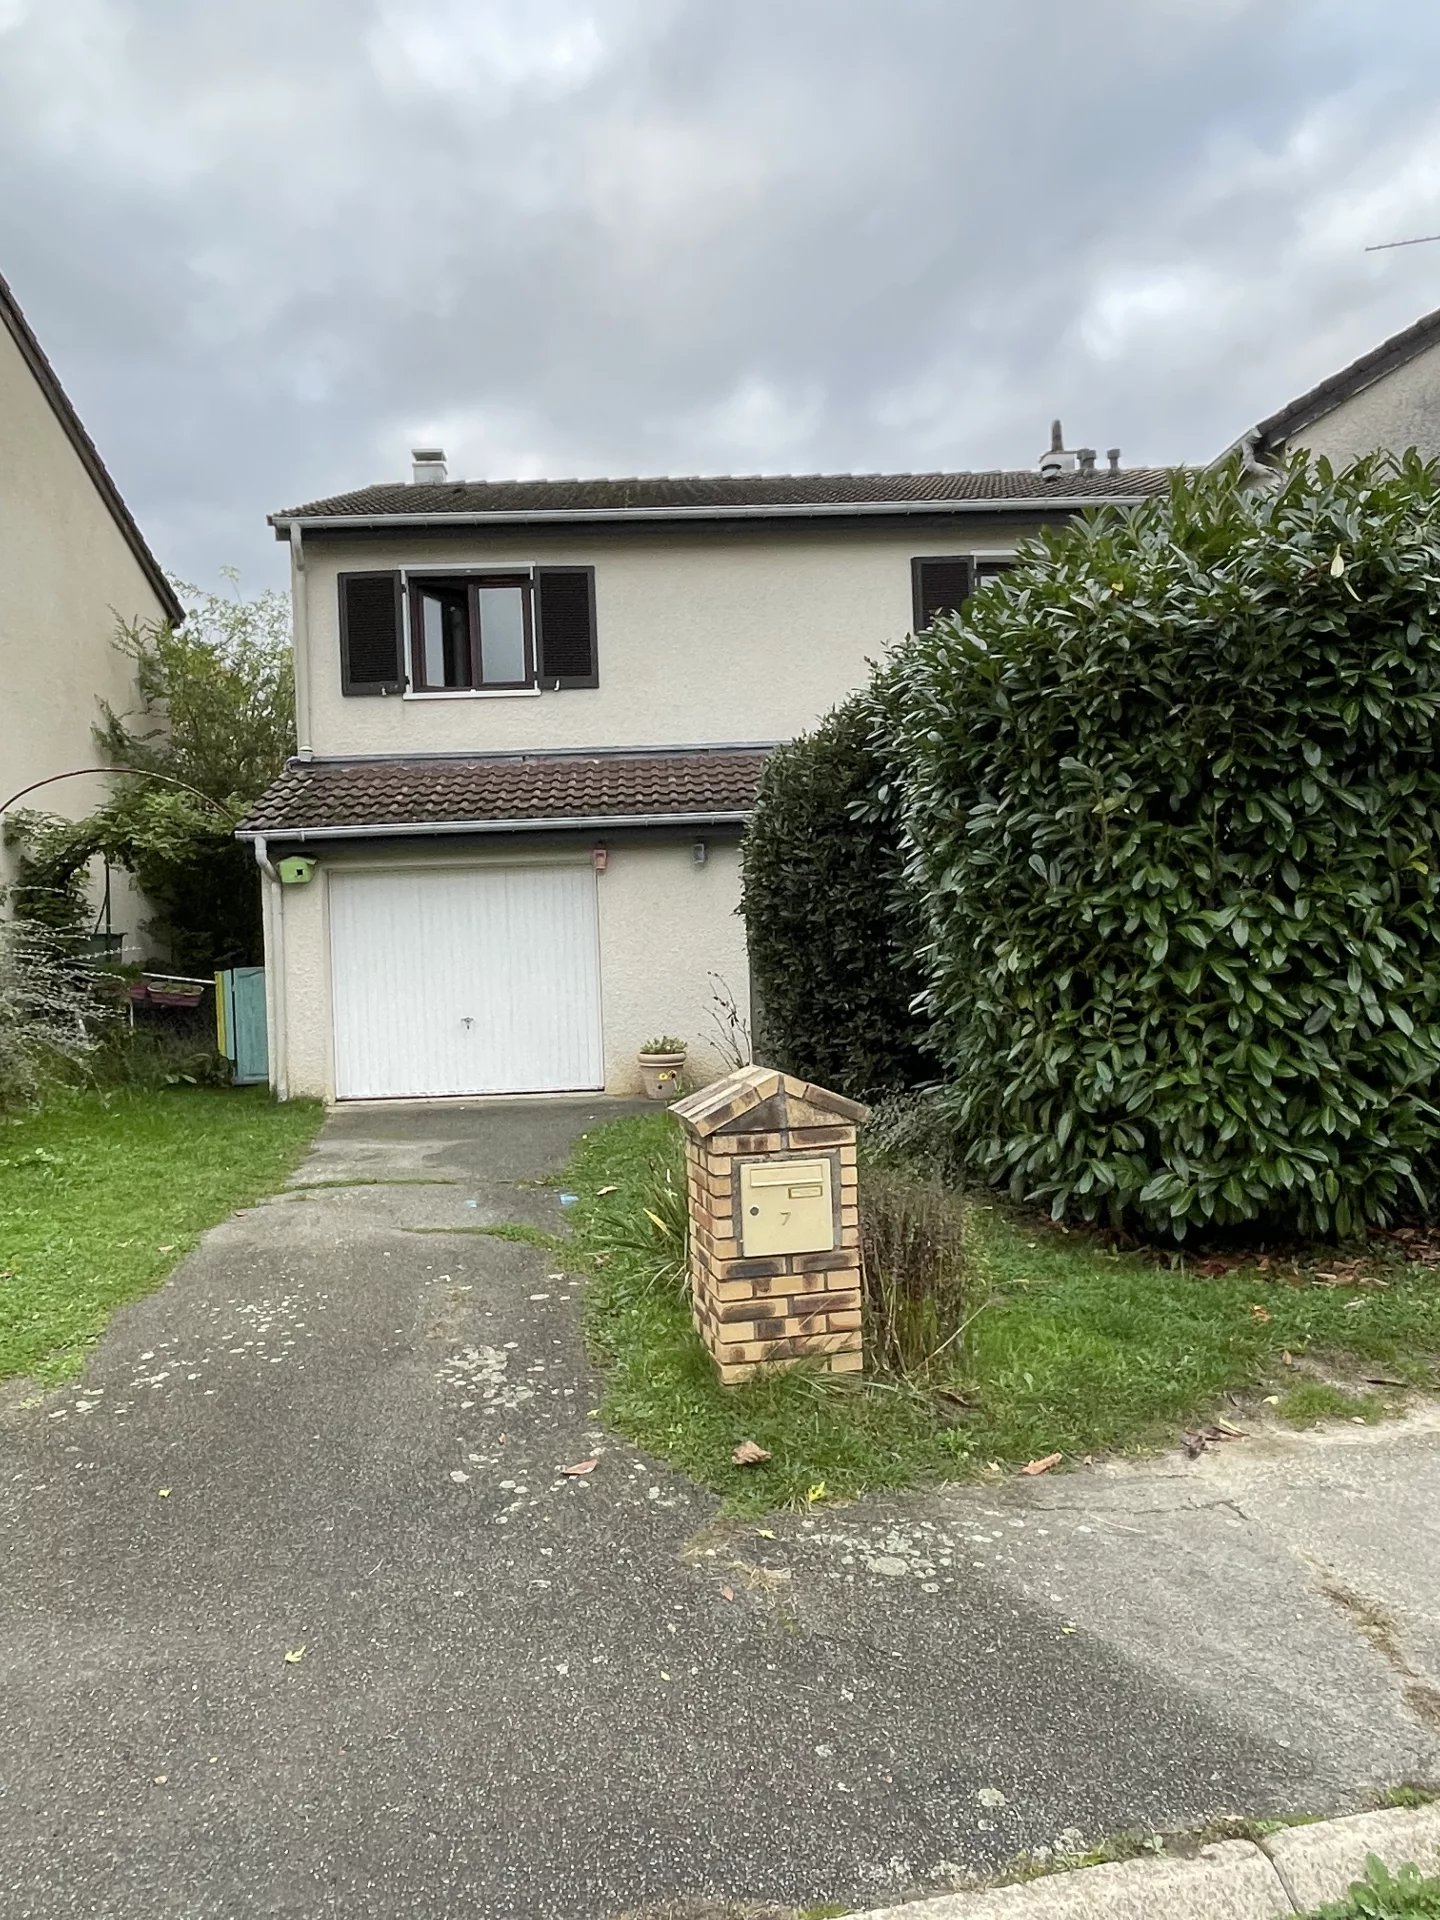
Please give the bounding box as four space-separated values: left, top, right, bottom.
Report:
895 456 1440 1237
742 693 930 1098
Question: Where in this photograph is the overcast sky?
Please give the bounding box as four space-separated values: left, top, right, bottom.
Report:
4 0 1440 591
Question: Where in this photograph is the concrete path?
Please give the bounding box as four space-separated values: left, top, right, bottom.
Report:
2 1101 1438 1920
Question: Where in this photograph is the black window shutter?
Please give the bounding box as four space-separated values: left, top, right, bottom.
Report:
911 556 973 631
535 567 598 688
338 571 405 695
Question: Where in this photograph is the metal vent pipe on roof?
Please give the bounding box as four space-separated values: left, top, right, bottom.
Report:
1038 417 1070 478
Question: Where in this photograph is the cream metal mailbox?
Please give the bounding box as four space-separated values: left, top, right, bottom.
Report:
739 1158 833 1257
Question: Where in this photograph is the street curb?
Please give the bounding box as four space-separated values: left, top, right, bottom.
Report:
1261 1804 1440 1910
844 1804 1440 1920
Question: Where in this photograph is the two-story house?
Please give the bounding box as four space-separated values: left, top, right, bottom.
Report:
1 269 182 953
240 442 1168 1102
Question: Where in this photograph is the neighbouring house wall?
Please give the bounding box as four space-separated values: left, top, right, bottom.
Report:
0 318 169 955
1288 334 1440 467
269 832 749 1101
298 516 1065 758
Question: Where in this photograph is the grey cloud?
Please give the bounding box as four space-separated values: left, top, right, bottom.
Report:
3 0 1440 587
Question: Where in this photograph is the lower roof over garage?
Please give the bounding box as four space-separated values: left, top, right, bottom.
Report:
236 744 772 840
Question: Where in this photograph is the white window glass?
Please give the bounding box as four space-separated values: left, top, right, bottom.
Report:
478 585 527 684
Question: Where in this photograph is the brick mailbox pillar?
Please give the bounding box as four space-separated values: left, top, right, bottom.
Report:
670 1066 869 1385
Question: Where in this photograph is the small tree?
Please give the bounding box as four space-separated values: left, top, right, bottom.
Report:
742 688 931 1098
893 454 1440 1238
8 573 293 970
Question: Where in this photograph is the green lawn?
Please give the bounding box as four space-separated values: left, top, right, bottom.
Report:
0 1088 323 1384
558 1113 1440 1512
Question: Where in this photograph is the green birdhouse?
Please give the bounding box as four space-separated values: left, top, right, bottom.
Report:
276 856 316 886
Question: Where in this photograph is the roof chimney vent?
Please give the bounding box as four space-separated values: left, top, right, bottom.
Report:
1077 447 1097 477
1038 418 1070 479
411 446 448 485
1107 447 1121 474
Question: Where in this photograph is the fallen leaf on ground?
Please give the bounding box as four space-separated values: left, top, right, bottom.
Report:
560 1460 597 1476
805 1481 828 1504
1249 1304 1272 1322
158 1488 171 1498
1282 1350 1295 1366
731 1439 772 1466
1210 1418 1248 1438
754 1528 776 1539
1364 1375 1406 1387
596 1185 619 1195
283 1647 305 1664
721 1586 735 1603
1021 1452 1063 1476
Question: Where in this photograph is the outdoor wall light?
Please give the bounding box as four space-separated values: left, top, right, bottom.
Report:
691 840 708 867
592 845 608 872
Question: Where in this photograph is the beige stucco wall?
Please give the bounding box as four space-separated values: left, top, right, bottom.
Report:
0 318 169 955
298 517 1057 757
269 832 748 1101
1289 334 1440 467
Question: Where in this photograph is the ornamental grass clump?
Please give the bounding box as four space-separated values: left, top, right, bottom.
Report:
896 454 1440 1238
859 1167 973 1379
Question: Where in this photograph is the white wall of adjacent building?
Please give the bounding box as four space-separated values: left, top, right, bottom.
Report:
0 313 171 956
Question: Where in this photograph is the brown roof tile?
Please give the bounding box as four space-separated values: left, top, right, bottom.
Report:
238 747 770 837
274 467 1174 523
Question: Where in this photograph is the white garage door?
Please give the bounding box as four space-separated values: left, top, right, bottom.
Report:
329 865 604 1099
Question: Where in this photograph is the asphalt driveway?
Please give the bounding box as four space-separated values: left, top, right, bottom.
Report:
2 1101 1438 1920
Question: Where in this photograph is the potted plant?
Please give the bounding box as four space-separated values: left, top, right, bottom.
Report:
637 1035 687 1102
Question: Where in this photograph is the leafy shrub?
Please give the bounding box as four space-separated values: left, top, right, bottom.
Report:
895 455 1440 1237
859 1167 974 1378
742 693 930 1099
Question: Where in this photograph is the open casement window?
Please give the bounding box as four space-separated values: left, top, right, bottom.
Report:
409 575 534 692
336 566 598 696
910 554 1015 630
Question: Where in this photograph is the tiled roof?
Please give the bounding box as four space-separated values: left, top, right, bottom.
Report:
238 747 771 837
1253 301 1440 452
274 467 1173 522
0 270 182 625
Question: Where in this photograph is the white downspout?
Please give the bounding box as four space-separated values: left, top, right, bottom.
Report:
253 834 289 1101
290 524 313 761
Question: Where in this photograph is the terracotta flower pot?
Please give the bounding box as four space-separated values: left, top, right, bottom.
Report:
638 1050 687 1102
